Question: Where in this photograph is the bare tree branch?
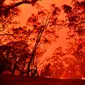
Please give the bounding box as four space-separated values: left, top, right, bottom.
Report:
0 33 13 36
5 0 41 12
7 1 31 11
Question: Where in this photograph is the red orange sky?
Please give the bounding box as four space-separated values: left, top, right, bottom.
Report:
14 0 72 26
13 0 71 51
4 0 73 56
3 0 85 78
5 0 72 66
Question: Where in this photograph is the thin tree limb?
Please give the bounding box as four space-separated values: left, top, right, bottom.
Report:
7 1 31 11
26 11 51 76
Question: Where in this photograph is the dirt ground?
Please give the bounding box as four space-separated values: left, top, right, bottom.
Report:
0 76 85 85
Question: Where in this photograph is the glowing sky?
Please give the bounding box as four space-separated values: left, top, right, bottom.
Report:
7 0 71 57
3 0 85 78
14 0 72 26
5 0 72 64
4 0 72 57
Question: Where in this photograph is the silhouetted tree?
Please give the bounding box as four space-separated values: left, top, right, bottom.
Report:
0 45 12 74
0 40 30 75
62 0 85 78
1 0 85 79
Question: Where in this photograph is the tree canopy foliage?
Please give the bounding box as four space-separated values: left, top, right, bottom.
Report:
0 0 85 79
